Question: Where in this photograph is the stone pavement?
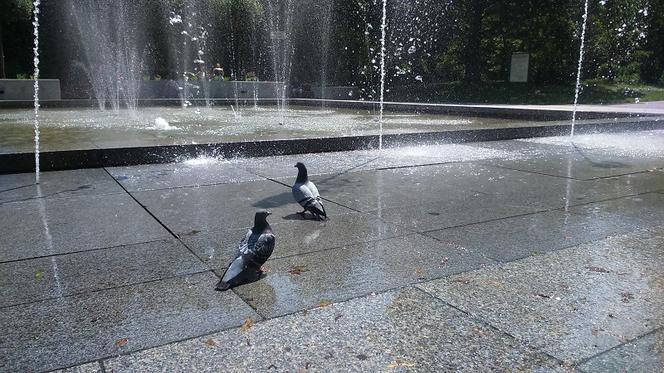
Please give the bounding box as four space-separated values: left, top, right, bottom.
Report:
1 131 664 372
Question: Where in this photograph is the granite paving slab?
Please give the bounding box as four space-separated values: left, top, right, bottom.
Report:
0 168 123 204
578 328 664 373
591 169 664 195
472 138 578 158
231 150 382 179
418 229 664 364
425 209 645 263
107 160 264 192
293 166 474 212
569 193 664 228
352 143 516 171
0 272 259 372
376 192 541 232
232 143 517 181
52 362 104 373
181 211 408 269
131 180 354 235
103 288 565 373
231 234 494 318
430 162 644 209
0 239 207 308
523 130 664 155
0 193 171 262
484 149 664 180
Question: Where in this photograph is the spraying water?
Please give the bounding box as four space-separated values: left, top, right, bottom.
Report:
571 0 590 137
33 0 41 184
319 0 333 106
378 0 387 150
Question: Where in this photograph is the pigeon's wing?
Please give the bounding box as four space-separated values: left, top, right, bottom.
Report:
292 182 316 208
220 255 246 284
233 229 252 260
248 232 275 267
305 180 320 199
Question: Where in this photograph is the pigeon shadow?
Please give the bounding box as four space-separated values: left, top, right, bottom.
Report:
281 213 306 221
251 191 293 209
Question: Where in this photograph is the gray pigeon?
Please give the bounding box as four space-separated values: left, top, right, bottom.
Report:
216 210 275 291
292 162 327 220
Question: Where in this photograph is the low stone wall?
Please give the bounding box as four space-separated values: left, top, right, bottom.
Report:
310 86 359 100
0 79 61 100
139 80 284 99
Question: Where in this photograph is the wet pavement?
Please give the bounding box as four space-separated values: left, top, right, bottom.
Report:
1 131 664 372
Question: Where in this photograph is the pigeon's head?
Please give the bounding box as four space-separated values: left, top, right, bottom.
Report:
255 209 272 220
294 162 306 170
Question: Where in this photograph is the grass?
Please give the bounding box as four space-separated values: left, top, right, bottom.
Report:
385 80 664 105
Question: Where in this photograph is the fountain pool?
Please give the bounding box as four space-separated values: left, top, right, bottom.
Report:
0 105 534 154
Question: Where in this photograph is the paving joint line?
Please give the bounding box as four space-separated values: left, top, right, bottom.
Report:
573 326 663 368
412 286 568 367
477 162 590 180
103 168 210 267
0 190 126 207
0 269 214 311
420 190 663 235
0 238 167 265
231 287 268 320
481 161 662 181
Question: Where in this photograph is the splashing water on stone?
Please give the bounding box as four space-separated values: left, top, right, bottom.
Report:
378 0 388 150
33 0 41 184
571 0 590 137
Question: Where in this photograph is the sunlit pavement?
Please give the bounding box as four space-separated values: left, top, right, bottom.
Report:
1 131 664 372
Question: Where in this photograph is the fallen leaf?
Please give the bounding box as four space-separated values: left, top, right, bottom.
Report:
587 266 611 274
205 338 217 347
317 300 333 308
387 359 417 369
288 265 309 275
415 267 425 275
591 328 604 336
35 271 44 281
473 327 489 337
334 313 343 321
453 277 472 285
240 318 253 331
115 338 129 348
356 354 368 360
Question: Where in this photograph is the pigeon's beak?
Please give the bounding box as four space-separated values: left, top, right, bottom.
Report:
267 211 272 216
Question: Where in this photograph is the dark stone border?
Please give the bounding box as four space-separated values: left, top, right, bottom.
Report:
2 117 663 174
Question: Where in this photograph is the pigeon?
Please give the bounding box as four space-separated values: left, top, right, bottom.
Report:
292 162 327 220
215 210 275 291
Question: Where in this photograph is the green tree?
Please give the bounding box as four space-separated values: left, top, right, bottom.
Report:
0 0 33 78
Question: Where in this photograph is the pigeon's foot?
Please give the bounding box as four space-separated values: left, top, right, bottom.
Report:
215 280 231 291
260 265 270 273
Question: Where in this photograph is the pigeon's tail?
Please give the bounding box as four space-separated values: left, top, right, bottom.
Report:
215 279 231 291
308 203 327 221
